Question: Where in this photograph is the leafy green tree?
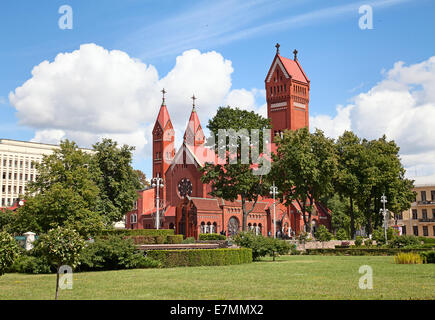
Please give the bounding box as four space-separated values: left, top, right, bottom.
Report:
200 107 271 231
92 139 141 226
314 225 334 242
335 228 349 240
356 137 415 234
271 128 338 233
264 237 291 261
0 231 21 276
36 227 85 300
0 209 18 234
233 232 269 261
16 140 105 237
335 131 366 239
134 169 150 189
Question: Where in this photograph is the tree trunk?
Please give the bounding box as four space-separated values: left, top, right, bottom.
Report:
350 197 356 239
55 267 60 300
241 195 247 231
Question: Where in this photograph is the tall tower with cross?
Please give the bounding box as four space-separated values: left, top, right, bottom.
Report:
152 88 175 180
184 94 205 147
265 43 310 140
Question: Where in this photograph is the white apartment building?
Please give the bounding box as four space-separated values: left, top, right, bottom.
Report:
0 139 61 208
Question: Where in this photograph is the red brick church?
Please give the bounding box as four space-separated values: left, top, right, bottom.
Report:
126 44 331 238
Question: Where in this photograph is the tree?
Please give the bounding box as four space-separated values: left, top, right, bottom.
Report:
0 231 21 276
314 225 333 242
271 128 338 234
356 136 415 234
134 169 150 189
0 209 17 234
16 140 105 237
92 139 141 226
200 106 271 231
335 131 365 239
36 227 85 300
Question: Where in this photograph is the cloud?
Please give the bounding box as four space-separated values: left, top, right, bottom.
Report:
310 56 435 184
9 44 264 161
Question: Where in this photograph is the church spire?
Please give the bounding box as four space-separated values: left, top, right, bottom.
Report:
191 94 197 112
184 94 204 147
161 88 167 106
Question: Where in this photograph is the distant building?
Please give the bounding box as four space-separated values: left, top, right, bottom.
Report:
0 139 60 208
0 138 92 209
397 184 435 238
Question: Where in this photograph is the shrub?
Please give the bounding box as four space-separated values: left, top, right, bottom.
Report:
147 248 252 268
9 254 53 274
420 251 435 263
166 235 184 244
418 237 435 244
77 235 160 271
394 252 425 264
389 235 421 248
355 236 363 247
233 232 269 261
0 231 21 275
182 237 196 244
306 248 430 256
297 232 310 243
335 229 348 240
265 238 291 261
99 229 174 237
314 225 333 242
373 227 397 246
364 239 373 247
199 233 226 241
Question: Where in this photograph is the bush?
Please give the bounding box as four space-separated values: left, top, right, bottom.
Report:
77 235 161 271
0 231 21 276
306 248 430 256
166 235 184 244
355 236 363 247
373 227 397 246
199 233 226 241
99 229 174 237
314 225 333 242
394 252 425 264
389 235 421 248
420 251 435 263
265 237 291 261
233 232 269 261
9 254 53 274
182 237 196 244
147 248 252 268
297 232 310 243
335 229 348 240
364 239 373 247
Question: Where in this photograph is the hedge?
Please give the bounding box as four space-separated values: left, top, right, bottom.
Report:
147 248 253 268
306 248 433 256
166 235 184 244
99 229 174 237
198 233 226 241
122 235 166 245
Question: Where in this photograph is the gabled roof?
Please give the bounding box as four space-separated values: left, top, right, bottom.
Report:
189 197 222 212
266 54 309 84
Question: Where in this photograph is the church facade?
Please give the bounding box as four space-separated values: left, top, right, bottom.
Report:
126 45 331 238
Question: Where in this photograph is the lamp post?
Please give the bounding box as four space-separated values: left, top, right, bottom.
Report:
270 182 278 239
380 194 388 244
151 177 164 230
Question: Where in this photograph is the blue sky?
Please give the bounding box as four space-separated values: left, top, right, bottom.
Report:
1 0 435 181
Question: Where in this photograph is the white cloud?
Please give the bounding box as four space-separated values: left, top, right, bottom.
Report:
9 44 264 162
310 56 435 184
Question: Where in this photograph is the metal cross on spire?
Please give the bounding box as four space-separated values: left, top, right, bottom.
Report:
293 49 298 61
191 94 197 111
275 43 280 55
161 88 166 105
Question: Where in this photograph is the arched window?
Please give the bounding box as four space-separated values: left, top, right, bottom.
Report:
213 222 217 234
200 222 205 234
258 223 262 235
207 222 212 234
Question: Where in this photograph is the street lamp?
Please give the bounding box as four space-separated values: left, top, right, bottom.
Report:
380 194 388 244
151 177 164 230
270 182 278 239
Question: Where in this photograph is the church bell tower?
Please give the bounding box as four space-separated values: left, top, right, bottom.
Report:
265 44 310 140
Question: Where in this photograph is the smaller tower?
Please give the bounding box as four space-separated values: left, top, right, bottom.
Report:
184 94 205 147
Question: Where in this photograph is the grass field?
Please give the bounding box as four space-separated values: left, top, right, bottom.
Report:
1 255 434 300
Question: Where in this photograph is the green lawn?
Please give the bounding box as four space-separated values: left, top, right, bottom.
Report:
1 255 434 300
